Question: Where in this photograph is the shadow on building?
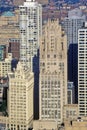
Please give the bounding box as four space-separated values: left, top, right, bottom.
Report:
33 49 39 120
11 58 19 71
68 44 78 103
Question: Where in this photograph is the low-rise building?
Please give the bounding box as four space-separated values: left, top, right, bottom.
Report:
63 104 78 121
33 120 58 130
65 118 87 130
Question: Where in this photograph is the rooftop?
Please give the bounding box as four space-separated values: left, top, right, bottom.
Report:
2 11 15 17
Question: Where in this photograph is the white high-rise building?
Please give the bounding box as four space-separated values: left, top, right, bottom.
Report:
39 19 67 124
7 62 34 130
19 0 42 70
63 8 86 47
78 22 87 117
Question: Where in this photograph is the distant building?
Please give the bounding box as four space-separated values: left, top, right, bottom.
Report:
13 0 25 6
0 53 12 78
78 22 87 117
0 45 7 61
39 19 67 124
42 1 60 21
68 82 75 104
9 38 20 60
0 10 20 45
63 8 86 46
63 8 85 103
36 0 48 5
0 10 19 26
13 0 48 6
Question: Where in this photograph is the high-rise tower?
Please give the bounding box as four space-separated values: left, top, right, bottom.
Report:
63 8 85 46
78 22 87 117
19 0 42 70
63 8 86 103
8 62 34 129
39 19 67 124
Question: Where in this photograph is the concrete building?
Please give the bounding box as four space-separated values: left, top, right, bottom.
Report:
0 10 20 45
64 118 87 130
7 62 34 130
33 120 58 130
19 0 42 70
19 0 42 119
0 62 34 130
0 10 19 27
42 1 61 21
39 19 67 124
78 22 87 117
63 8 86 46
63 8 85 103
63 104 78 121
0 53 12 78
67 82 75 104
8 38 20 60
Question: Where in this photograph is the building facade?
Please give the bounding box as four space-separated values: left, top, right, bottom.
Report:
0 10 20 45
68 82 75 104
64 118 87 130
78 22 87 117
7 62 34 130
19 0 42 70
0 53 12 78
0 45 7 61
63 104 78 121
63 8 86 47
39 19 67 124
9 38 20 60
33 120 58 130
63 8 85 103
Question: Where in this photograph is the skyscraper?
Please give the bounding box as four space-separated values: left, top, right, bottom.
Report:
7 62 34 129
63 8 85 103
19 0 42 119
78 22 87 117
63 8 86 46
39 19 67 124
19 0 42 70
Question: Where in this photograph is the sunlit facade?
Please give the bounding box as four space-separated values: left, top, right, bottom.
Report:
39 19 67 124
